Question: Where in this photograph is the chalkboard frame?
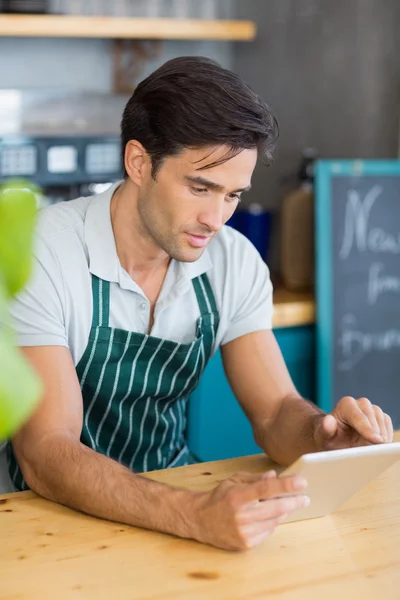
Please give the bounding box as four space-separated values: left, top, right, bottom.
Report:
315 159 400 413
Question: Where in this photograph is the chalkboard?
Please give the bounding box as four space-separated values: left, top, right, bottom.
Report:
316 160 400 428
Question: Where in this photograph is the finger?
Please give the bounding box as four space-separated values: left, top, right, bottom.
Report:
230 470 276 506
320 414 338 439
251 494 310 522
244 530 275 550
337 396 383 443
263 470 278 479
357 398 380 436
384 413 394 442
238 494 310 525
373 406 388 442
239 514 289 549
241 514 287 537
234 474 308 506
240 525 278 550
231 470 276 485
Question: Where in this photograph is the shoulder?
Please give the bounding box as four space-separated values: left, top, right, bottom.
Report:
209 224 256 256
36 195 91 243
204 226 273 347
206 224 272 307
207 224 267 275
32 195 94 283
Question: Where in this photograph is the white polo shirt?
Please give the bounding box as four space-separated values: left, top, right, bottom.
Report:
10 182 273 365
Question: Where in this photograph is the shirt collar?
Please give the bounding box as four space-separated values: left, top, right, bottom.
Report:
176 250 212 281
84 181 213 285
84 181 121 283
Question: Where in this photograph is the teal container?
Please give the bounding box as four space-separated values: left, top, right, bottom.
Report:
188 326 315 461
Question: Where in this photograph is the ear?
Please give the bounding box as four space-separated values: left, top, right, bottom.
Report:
124 140 151 186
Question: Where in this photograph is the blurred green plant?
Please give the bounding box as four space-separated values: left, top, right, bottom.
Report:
0 180 43 441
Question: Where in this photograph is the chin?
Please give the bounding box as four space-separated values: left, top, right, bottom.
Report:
170 246 205 263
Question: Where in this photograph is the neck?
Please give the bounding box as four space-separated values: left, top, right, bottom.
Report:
110 180 170 284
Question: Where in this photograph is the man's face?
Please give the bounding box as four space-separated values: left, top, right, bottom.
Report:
137 145 257 262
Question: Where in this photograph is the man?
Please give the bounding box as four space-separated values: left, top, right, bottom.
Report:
8 57 393 552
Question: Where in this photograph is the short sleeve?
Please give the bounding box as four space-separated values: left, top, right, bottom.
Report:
10 234 68 348
220 240 273 346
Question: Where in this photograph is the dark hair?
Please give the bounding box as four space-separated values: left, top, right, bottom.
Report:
121 56 279 178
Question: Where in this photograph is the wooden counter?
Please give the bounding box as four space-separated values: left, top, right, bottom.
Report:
273 287 315 328
1 433 399 599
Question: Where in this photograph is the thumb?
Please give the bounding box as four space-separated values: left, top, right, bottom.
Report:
321 414 338 439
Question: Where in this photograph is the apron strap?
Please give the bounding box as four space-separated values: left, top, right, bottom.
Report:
192 273 219 316
91 275 110 327
192 273 220 360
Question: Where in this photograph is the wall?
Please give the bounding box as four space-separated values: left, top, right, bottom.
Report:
1 2 398 193
0 37 233 90
1 1 399 267
234 0 400 214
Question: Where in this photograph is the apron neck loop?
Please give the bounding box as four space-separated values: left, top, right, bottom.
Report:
192 273 218 316
91 275 110 327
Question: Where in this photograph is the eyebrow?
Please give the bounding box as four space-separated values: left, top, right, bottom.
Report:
185 175 251 194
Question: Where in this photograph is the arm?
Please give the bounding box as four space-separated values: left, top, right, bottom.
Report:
12 345 308 550
221 330 324 466
221 330 393 467
13 346 196 537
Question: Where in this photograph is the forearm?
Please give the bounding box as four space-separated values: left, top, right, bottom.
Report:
254 395 325 466
18 433 202 540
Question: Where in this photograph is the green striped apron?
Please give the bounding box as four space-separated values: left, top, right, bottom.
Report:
8 272 219 491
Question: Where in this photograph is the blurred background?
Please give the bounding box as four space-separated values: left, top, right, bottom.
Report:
0 0 399 464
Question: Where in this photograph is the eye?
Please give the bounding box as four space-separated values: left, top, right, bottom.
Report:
191 186 208 195
226 193 241 202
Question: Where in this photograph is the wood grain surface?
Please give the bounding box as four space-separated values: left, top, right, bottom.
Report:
1 433 399 599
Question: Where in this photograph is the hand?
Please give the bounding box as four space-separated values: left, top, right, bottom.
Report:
314 396 394 451
192 470 309 551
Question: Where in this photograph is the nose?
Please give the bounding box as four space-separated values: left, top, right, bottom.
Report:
197 197 225 233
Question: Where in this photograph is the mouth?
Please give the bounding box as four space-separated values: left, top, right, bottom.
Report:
185 232 212 248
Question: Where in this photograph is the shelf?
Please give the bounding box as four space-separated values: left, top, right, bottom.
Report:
0 14 256 40
272 287 315 328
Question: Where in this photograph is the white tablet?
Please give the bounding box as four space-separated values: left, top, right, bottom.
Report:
278 442 400 523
